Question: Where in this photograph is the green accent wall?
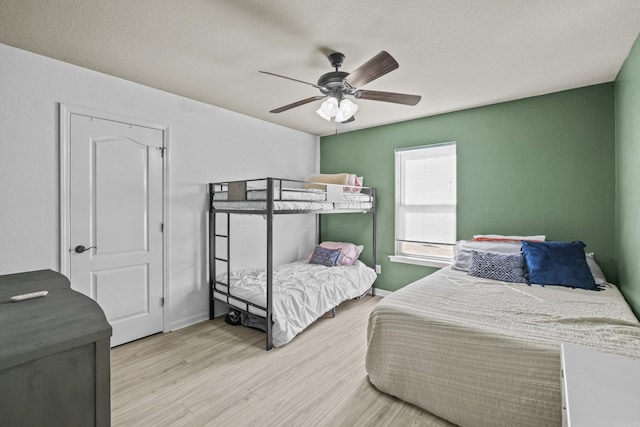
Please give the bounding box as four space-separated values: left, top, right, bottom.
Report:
616 34 640 317
320 84 616 293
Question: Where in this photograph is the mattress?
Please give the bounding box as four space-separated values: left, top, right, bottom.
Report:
212 187 373 212
215 260 377 347
366 267 640 427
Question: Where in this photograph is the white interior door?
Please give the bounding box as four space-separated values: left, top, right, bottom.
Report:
69 113 164 347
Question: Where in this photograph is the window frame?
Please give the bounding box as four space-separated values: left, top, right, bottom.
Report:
390 142 457 268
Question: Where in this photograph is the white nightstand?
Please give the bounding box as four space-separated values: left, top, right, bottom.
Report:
561 343 640 427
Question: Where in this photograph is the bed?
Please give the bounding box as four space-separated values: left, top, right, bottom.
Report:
366 241 640 427
215 260 376 347
209 176 377 350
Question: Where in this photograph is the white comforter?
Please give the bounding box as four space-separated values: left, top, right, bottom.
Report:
216 260 376 347
366 267 640 427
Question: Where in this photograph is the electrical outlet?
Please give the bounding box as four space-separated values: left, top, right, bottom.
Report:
375 264 382 274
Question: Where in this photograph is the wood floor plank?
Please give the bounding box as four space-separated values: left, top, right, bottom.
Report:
111 296 454 426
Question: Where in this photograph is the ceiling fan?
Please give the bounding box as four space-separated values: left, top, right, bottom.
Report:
259 51 421 123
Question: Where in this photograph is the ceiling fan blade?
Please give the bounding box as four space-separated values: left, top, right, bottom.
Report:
259 71 322 89
355 90 421 106
340 115 355 124
344 51 399 88
269 96 326 113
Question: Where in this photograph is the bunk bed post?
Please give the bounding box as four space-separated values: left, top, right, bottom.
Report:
226 213 230 299
371 188 377 297
209 184 216 319
266 178 274 350
316 214 322 245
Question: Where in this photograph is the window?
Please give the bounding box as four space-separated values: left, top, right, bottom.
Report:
393 142 457 264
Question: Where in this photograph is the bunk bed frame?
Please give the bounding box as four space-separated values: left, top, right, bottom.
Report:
208 177 377 350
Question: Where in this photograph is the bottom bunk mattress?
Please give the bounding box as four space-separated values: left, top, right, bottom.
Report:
366 267 640 427
215 260 376 347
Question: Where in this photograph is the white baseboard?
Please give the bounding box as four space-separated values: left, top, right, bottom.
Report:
372 287 392 297
169 312 210 332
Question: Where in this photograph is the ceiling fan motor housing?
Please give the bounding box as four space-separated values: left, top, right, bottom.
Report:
318 71 350 96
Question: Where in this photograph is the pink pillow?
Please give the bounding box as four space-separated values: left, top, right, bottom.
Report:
307 242 363 266
472 234 545 243
344 174 362 193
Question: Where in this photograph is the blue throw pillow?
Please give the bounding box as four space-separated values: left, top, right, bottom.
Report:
468 250 527 283
309 246 341 267
521 241 596 290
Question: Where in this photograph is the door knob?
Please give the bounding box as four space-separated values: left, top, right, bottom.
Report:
74 245 96 254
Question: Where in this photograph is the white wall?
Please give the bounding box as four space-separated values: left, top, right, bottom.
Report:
0 43 319 330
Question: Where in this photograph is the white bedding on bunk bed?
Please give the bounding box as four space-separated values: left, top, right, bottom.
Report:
213 187 371 201
366 267 640 427
215 260 377 347
212 188 373 211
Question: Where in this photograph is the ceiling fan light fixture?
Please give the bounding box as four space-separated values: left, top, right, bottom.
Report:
316 97 339 120
315 107 331 121
335 98 358 122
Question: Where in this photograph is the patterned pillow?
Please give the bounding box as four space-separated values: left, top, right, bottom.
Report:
308 242 363 266
452 240 523 272
468 250 526 283
309 246 341 267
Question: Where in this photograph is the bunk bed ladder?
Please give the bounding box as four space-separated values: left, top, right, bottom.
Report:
209 183 231 320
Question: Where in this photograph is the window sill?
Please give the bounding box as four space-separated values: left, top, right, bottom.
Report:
389 255 452 269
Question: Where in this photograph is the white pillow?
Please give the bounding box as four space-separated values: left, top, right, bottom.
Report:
585 252 607 285
452 240 523 272
472 234 546 242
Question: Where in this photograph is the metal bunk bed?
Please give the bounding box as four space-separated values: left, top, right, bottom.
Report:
208 177 377 350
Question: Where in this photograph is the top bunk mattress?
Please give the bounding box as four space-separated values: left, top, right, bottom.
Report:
366 267 640 427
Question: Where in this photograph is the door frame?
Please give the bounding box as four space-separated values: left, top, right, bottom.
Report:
59 103 171 334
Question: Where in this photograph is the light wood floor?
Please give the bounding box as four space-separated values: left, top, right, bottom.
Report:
111 296 454 426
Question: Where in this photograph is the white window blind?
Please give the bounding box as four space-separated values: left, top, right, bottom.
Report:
395 143 457 255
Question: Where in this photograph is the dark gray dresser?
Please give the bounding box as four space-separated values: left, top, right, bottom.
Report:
0 270 112 427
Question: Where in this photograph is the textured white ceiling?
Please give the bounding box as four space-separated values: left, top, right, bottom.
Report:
1 0 639 136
